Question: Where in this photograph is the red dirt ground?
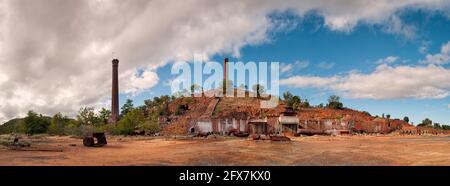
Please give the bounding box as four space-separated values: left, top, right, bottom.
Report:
1 135 450 166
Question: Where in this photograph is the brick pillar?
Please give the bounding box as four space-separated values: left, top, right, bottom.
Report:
223 58 228 95
109 59 119 124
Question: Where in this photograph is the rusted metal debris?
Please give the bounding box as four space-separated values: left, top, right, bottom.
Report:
297 129 325 136
252 134 260 140
8 147 63 152
130 129 146 136
231 131 249 137
83 132 107 147
0 137 31 148
296 129 351 136
251 134 271 140
270 135 291 141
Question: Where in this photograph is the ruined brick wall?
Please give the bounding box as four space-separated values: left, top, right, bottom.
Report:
267 116 279 133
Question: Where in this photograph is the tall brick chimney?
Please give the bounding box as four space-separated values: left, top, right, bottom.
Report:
224 58 228 82
109 59 119 124
223 58 229 95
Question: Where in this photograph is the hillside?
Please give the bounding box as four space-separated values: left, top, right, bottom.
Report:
159 90 413 135
0 118 26 134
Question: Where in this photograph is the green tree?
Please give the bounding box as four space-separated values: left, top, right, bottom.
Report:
442 125 450 130
283 91 294 103
77 107 98 125
252 84 265 97
418 118 432 127
121 99 134 116
24 110 51 135
283 91 310 110
301 99 310 108
433 123 442 129
113 109 144 135
142 112 161 134
98 108 111 125
386 114 391 120
64 119 81 136
403 116 410 123
144 95 171 116
190 84 201 94
327 95 344 109
291 96 301 110
48 112 68 135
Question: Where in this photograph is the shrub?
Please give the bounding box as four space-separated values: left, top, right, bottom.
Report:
327 95 344 109
283 91 310 110
362 111 371 116
418 118 432 127
112 109 144 135
48 113 69 135
77 107 99 126
252 84 265 97
142 121 160 134
24 111 51 135
121 99 134 116
176 105 187 115
403 116 410 123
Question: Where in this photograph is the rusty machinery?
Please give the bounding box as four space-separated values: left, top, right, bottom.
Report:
83 132 107 147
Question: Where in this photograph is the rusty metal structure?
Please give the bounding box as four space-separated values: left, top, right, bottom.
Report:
83 132 107 147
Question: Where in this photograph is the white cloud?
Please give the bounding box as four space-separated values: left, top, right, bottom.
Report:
280 60 309 73
420 41 450 65
0 0 450 122
317 61 335 69
419 46 428 54
419 40 431 54
0 0 277 122
281 64 450 99
383 15 416 39
295 60 310 69
280 63 293 73
448 104 450 109
120 67 159 97
280 76 339 88
376 56 399 64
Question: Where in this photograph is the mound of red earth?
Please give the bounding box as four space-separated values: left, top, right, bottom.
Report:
159 91 420 135
298 108 413 133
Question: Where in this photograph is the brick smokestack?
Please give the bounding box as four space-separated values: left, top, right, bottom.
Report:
223 58 229 95
224 58 229 82
110 59 119 124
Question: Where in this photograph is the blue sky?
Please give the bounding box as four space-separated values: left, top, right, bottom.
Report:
121 10 450 125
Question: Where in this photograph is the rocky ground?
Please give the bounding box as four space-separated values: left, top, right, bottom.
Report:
1 134 449 166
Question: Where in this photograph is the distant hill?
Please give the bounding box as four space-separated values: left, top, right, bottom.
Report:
0 118 26 134
0 115 56 134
